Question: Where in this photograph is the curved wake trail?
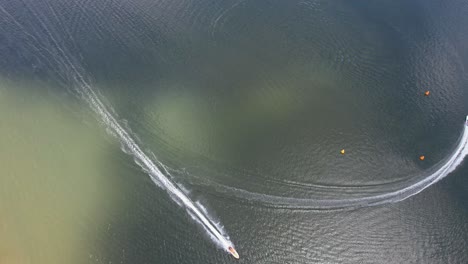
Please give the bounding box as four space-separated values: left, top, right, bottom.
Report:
211 117 468 210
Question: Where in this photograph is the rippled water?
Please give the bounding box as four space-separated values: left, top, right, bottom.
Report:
1 0 468 263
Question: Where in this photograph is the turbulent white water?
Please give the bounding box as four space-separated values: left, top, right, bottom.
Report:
75 79 235 252
54 61 237 250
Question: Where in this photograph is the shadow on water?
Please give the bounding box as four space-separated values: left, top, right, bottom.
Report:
0 80 124 263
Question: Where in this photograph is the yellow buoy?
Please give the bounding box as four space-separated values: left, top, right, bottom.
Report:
424 91 430 96
419 155 425 161
340 149 345 155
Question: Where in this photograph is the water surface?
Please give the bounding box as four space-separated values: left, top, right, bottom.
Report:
1 0 468 263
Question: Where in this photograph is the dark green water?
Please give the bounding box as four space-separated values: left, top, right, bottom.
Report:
1 0 468 263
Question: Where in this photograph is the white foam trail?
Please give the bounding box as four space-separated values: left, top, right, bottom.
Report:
75 80 234 251
0 3 235 253
212 116 468 209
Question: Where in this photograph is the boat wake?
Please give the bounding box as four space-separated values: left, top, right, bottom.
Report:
2 2 467 258
0 2 237 257
202 116 468 210
77 80 238 255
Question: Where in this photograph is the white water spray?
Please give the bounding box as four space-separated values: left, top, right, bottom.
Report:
75 79 236 252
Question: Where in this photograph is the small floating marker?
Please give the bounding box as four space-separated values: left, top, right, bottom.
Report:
340 149 345 155
424 91 430 96
419 155 425 161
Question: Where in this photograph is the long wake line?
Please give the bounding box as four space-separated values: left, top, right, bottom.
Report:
0 3 237 256
75 80 237 254
208 116 468 210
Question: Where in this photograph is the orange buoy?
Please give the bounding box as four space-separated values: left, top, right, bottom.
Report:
424 91 430 96
419 155 425 161
340 149 345 155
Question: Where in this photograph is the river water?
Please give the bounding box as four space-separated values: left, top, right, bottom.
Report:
1 0 467 263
